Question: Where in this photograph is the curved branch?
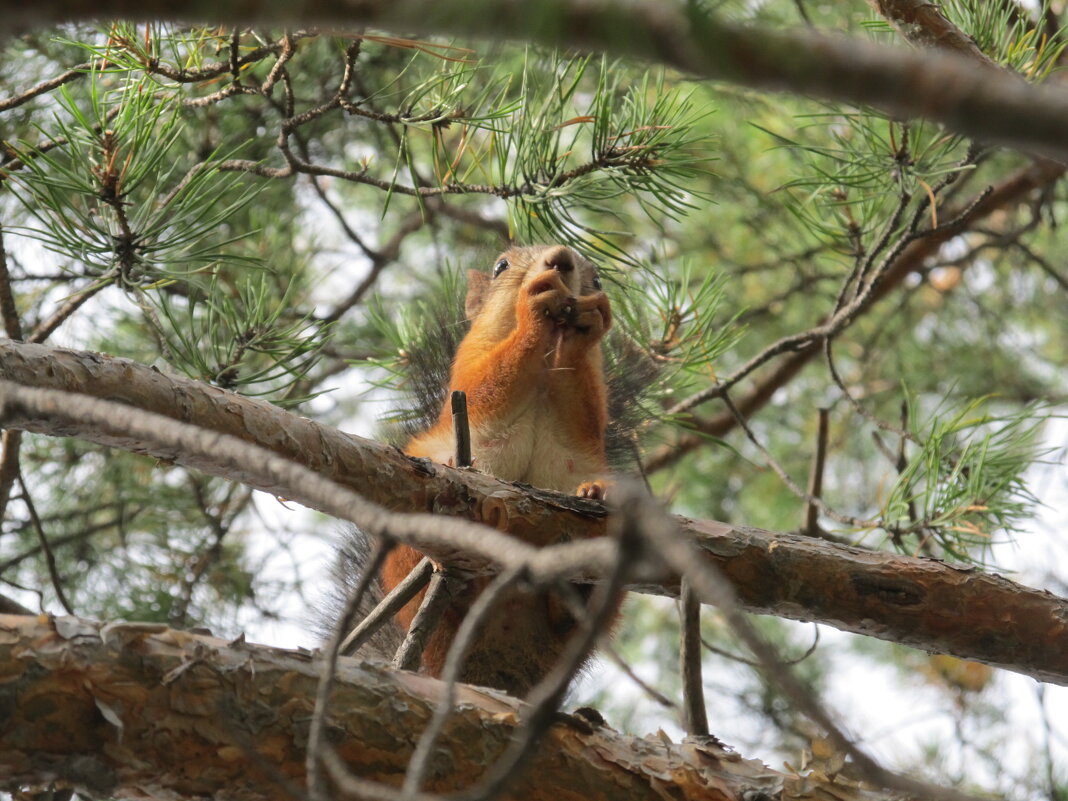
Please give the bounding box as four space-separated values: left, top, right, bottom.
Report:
2 341 1068 685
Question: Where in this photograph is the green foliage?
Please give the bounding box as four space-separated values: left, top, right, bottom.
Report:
943 0 1066 76
8 70 260 283
149 271 330 398
500 56 710 260
880 396 1047 560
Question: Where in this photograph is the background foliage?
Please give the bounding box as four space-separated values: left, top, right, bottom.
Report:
1 2 1066 798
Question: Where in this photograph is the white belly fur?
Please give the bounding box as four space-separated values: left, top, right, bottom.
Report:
414 394 601 493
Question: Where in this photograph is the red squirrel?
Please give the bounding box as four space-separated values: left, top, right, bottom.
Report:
380 244 613 695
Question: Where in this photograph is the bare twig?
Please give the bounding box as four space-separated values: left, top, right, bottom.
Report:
0 63 90 112
17 474 75 615
452 505 634 801
451 391 471 468
391 567 466 672
0 430 23 523
307 537 393 801
0 227 24 521
0 227 23 340
340 556 432 656
0 593 34 615
260 31 296 95
720 390 876 529
399 566 526 797
601 642 678 710
0 512 137 574
803 408 830 537
678 577 709 735
27 278 113 344
702 624 821 668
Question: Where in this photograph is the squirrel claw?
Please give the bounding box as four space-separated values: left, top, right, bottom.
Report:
576 479 608 500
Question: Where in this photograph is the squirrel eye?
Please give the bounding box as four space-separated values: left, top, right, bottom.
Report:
591 273 602 290
492 258 509 278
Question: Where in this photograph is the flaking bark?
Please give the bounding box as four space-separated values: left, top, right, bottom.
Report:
2 342 1068 685
0 614 894 801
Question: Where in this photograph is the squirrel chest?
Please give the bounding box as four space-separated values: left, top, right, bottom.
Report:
408 363 606 492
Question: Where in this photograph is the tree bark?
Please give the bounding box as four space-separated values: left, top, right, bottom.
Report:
2 343 1068 685
866 0 997 65
0 613 909 801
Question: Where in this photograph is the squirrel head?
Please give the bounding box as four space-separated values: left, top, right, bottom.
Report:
464 245 603 341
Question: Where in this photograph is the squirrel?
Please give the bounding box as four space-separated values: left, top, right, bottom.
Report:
371 244 617 696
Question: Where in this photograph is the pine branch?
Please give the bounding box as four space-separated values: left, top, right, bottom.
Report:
866 0 999 65
11 0 1068 162
0 613 904 801
645 157 1064 474
2 342 1068 685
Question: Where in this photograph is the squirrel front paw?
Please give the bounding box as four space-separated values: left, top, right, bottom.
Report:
568 292 612 341
525 271 576 328
576 479 608 500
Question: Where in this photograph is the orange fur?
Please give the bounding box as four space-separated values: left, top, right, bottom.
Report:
380 245 616 695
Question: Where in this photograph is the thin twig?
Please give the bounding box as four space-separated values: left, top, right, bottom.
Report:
803 407 830 537
0 512 137 574
452 505 635 801
825 338 916 444
17 473 75 615
451 390 471 468
721 390 876 529
27 278 113 344
340 556 432 656
0 63 90 113
400 566 526 797
0 593 34 615
0 226 24 521
0 430 23 523
679 577 709 735
701 624 820 668
0 227 23 340
306 537 394 801
392 567 466 672
600 642 678 710
260 32 295 95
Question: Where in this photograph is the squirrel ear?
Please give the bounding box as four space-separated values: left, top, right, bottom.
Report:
465 269 490 320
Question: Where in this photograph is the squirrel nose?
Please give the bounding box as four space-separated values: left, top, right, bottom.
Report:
543 246 574 274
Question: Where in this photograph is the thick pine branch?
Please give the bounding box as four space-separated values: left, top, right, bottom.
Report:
1 341 1067 685
0 613 899 801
